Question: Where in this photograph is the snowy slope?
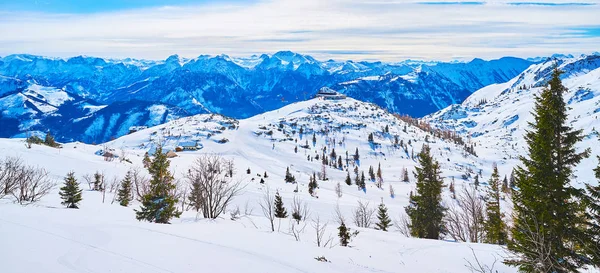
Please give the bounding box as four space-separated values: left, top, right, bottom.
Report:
0 97 527 273
426 54 600 187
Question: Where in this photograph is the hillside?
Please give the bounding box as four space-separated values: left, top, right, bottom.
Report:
0 97 522 273
426 53 600 187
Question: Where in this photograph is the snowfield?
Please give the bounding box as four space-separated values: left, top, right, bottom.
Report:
0 97 523 273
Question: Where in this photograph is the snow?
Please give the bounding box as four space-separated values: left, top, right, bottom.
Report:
0 96 525 273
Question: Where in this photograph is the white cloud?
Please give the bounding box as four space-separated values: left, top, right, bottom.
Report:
0 0 598 61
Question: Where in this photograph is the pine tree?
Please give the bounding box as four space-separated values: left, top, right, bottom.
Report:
188 177 202 212
473 174 479 189
142 152 151 168
116 171 133 207
312 133 317 145
369 165 375 181
264 171 268 178
376 163 383 188
354 148 360 161
338 222 358 246
285 167 296 183
507 67 590 272
583 155 600 266
308 172 318 197
93 171 104 191
509 169 516 189
274 191 288 218
356 171 366 191
345 171 352 186
368 133 374 143
484 165 506 245
375 202 392 231
135 146 181 224
405 145 446 239
44 131 58 147
501 175 509 194
59 171 82 209
338 156 343 169
402 167 410 182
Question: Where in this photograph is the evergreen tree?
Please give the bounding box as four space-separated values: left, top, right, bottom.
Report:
375 202 392 231
369 166 375 181
402 167 410 182
354 148 360 161
44 131 58 147
93 171 104 191
142 152 151 168
405 145 446 239
473 175 479 189
356 171 366 191
376 163 383 188
338 156 343 169
345 171 352 186
449 177 456 199
264 171 268 178
312 133 317 145
308 172 318 197
188 178 202 212
507 67 590 272
368 133 374 143
274 191 288 218
502 175 509 194
59 171 83 209
509 169 516 189
485 165 506 245
583 156 600 266
285 167 296 183
135 146 181 224
338 222 358 246
116 171 133 207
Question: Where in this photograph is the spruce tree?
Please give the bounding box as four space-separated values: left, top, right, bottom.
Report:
509 169 516 189
308 172 318 197
507 67 590 272
405 145 446 239
484 165 506 245
369 166 375 181
502 175 509 194
473 175 479 189
375 202 392 231
285 167 296 183
338 222 358 246
354 148 360 161
583 157 600 266
402 167 410 182
116 171 133 207
274 191 288 218
345 171 352 186
59 171 82 208
93 171 104 191
135 146 181 224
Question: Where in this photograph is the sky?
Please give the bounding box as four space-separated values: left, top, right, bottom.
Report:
0 0 599 62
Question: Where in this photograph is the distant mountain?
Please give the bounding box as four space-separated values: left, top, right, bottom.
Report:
0 51 534 143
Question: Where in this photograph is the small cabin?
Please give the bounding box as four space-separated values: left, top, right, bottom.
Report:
177 141 199 151
315 87 346 100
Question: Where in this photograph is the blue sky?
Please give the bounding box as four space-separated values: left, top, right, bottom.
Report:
0 0 598 61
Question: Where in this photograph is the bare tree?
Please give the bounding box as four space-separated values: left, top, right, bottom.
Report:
311 216 334 248
291 196 311 224
288 219 307 242
260 186 276 232
333 203 345 225
334 182 342 198
224 159 235 178
395 211 412 237
186 155 243 219
11 166 55 205
0 157 22 198
352 200 375 228
82 174 94 190
445 185 486 243
131 167 149 201
465 246 499 273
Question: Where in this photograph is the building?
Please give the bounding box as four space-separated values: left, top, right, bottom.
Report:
177 141 200 151
315 87 347 100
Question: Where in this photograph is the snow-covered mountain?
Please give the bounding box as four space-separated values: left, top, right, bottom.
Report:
0 52 533 143
426 53 600 186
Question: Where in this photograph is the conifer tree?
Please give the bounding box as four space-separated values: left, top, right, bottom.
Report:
356 171 366 191
338 156 343 169
449 177 456 199
507 67 590 272
285 167 296 183
509 169 516 189
485 165 506 245
142 152 151 168
583 155 600 266
264 171 268 178
405 145 446 239
59 171 83 209
354 148 360 161
402 167 410 182
135 146 181 224
116 171 133 207
369 166 375 181
375 202 392 231
308 172 318 197
473 174 479 189
345 171 352 186
312 133 317 145
502 175 509 194
338 222 357 246
274 191 288 218
93 171 104 191
376 163 383 188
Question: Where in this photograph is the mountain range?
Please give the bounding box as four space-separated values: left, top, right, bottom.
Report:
1 51 535 143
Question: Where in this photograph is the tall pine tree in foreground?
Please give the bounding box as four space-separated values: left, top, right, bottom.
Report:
484 164 506 245
274 191 288 218
116 171 133 207
135 146 181 224
375 202 392 231
60 171 82 209
583 156 600 266
507 67 590 272
405 144 446 239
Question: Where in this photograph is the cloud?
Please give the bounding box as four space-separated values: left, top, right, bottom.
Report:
0 0 598 61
